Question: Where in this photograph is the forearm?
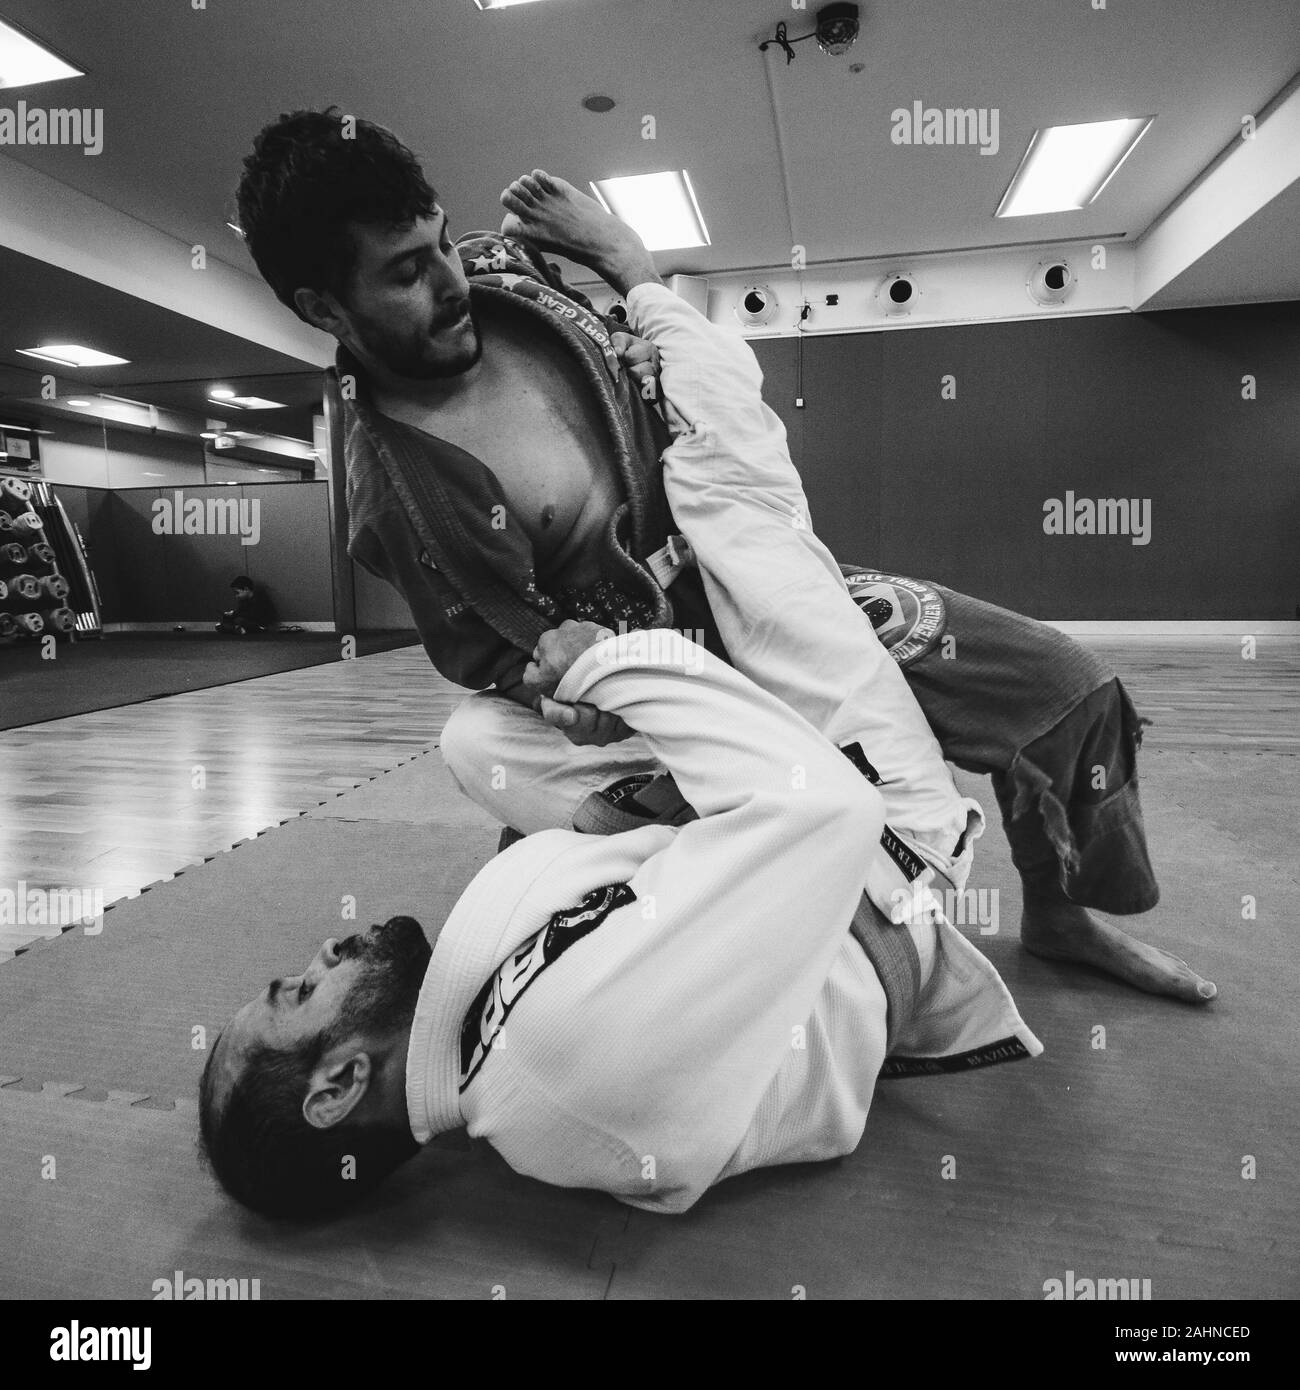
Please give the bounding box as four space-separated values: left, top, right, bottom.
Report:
546 628 886 1157
495 657 541 711
554 629 879 833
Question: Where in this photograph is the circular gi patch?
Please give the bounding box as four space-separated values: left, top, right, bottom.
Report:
839 566 947 667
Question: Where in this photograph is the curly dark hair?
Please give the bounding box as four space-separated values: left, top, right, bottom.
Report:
236 107 438 320
198 1026 418 1220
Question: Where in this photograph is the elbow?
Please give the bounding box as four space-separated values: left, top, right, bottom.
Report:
818 772 887 860
814 779 887 911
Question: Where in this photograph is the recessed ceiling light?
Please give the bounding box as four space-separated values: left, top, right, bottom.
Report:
589 171 710 252
209 387 236 399
0 16 83 90
208 393 285 410
67 398 93 407
996 116 1154 217
16 344 129 368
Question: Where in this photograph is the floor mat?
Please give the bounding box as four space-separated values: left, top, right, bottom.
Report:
0 631 420 731
1 742 1295 1298
588 758 1298 1299
0 816 494 1103
0 1082 615 1300
306 748 498 830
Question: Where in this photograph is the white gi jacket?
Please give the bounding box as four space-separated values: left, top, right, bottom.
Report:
406 631 1041 1214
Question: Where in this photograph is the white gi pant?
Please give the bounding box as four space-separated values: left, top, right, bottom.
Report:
440 280 985 914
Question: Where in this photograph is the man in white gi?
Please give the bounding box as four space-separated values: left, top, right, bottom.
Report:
198 175 1040 1220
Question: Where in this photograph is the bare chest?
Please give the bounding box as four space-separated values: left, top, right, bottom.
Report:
378 304 623 581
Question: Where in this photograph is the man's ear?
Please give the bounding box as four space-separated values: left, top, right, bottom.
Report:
302 1050 372 1130
293 286 348 337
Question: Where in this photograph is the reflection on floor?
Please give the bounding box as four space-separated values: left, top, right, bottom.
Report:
0 645 446 959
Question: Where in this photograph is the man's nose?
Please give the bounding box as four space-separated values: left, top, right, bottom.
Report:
308 939 341 978
437 251 468 291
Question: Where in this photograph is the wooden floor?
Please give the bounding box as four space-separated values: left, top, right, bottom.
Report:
1 635 1296 960
0 646 460 960
1087 636 1299 755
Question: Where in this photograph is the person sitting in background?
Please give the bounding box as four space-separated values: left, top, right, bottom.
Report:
217 575 272 635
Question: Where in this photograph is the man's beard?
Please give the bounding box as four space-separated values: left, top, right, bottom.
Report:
357 299 482 381
327 916 432 1042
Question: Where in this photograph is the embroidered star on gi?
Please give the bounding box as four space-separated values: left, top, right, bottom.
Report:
470 244 512 273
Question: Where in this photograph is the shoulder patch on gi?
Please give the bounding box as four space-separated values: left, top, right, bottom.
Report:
459 881 636 1090
839 567 947 667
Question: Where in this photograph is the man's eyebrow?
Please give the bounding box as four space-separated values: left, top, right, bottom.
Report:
379 245 424 273
379 210 448 273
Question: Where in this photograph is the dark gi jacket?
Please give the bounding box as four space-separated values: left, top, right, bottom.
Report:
338 229 723 691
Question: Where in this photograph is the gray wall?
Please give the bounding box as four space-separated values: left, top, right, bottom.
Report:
63 296 1290 628
52 481 334 624
40 417 208 489
750 300 1300 619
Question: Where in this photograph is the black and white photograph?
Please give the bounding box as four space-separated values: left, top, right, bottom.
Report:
0 0 1295 1334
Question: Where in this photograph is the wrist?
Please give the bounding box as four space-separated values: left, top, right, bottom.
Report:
553 631 617 706
602 256 662 300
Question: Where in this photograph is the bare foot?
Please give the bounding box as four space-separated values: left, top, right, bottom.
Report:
499 169 660 298
1021 897 1217 1004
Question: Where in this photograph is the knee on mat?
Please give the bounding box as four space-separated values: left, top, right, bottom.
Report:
438 694 509 788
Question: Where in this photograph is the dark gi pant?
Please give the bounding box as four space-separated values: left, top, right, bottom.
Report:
903 585 1160 915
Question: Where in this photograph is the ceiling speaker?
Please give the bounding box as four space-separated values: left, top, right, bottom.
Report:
1028 259 1075 306
735 284 779 327
876 273 920 317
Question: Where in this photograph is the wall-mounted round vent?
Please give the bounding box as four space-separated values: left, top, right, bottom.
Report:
735 284 779 327
1027 260 1075 306
876 273 920 316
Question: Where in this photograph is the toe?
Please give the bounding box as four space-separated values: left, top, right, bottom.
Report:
1158 950 1217 1004
1177 975 1217 1004
520 174 545 200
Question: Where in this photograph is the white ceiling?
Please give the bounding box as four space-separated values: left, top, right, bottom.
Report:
0 0 1296 296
